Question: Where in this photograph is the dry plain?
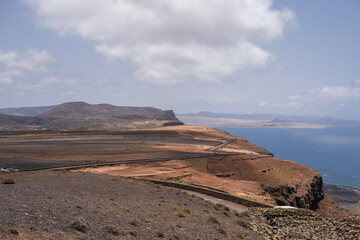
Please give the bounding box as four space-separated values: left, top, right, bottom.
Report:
1 125 359 239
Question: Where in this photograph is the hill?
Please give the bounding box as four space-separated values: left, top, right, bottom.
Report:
0 105 57 116
0 102 183 131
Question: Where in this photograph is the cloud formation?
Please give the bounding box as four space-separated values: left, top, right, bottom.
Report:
0 48 53 84
25 0 294 84
289 82 360 102
0 48 106 94
14 76 86 93
257 101 304 108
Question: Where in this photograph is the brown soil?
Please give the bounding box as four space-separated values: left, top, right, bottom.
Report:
0 170 263 240
0 125 352 221
0 126 270 169
80 160 274 206
81 154 350 218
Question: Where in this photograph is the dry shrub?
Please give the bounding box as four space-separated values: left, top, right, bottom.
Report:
8 228 19 235
2 178 15 184
207 216 219 224
71 219 89 232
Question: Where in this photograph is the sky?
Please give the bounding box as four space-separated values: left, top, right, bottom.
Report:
0 0 359 119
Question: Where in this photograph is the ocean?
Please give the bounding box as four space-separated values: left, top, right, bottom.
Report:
221 126 360 189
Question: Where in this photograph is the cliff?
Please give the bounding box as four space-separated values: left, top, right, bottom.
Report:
206 154 349 217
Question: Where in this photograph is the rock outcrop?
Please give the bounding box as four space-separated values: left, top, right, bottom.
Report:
248 208 359 239
207 155 328 210
262 174 324 210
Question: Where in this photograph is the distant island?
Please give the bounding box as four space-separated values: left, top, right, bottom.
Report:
178 111 360 129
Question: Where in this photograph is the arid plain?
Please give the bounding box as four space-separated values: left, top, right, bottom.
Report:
1 124 359 239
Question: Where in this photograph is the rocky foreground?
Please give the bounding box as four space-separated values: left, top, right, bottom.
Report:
0 171 263 240
1 171 359 240
248 208 359 240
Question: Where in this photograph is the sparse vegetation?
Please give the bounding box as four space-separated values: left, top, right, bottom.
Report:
214 204 223 211
129 220 138 226
156 232 164 237
216 227 226 235
2 178 15 184
207 216 219 224
71 219 89 232
175 212 185 217
182 208 191 214
105 225 120 236
8 228 19 235
235 211 251 218
236 220 249 229
29 226 37 232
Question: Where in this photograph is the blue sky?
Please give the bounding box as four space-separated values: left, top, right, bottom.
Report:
0 0 359 119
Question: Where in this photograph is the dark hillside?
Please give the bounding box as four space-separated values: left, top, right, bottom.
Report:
0 105 57 116
42 102 179 121
0 102 183 131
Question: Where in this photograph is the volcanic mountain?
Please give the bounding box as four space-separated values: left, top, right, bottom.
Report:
0 102 183 131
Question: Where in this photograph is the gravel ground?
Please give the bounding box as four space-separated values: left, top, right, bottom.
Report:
0 170 263 240
247 208 360 240
1 170 358 239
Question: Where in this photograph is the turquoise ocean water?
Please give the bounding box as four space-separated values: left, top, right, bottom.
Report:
221 127 360 189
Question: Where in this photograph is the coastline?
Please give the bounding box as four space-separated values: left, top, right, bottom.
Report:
324 184 360 215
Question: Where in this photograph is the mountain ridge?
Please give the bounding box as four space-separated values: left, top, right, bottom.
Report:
0 102 183 131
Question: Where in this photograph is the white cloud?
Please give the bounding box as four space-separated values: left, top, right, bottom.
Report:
289 84 360 102
96 78 112 83
101 91 128 97
60 91 82 96
42 76 84 84
15 82 49 93
14 76 99 93
14 77 70 93
25 0 294 84
258 102 268 107
0 48 53 84
257 102 303 108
